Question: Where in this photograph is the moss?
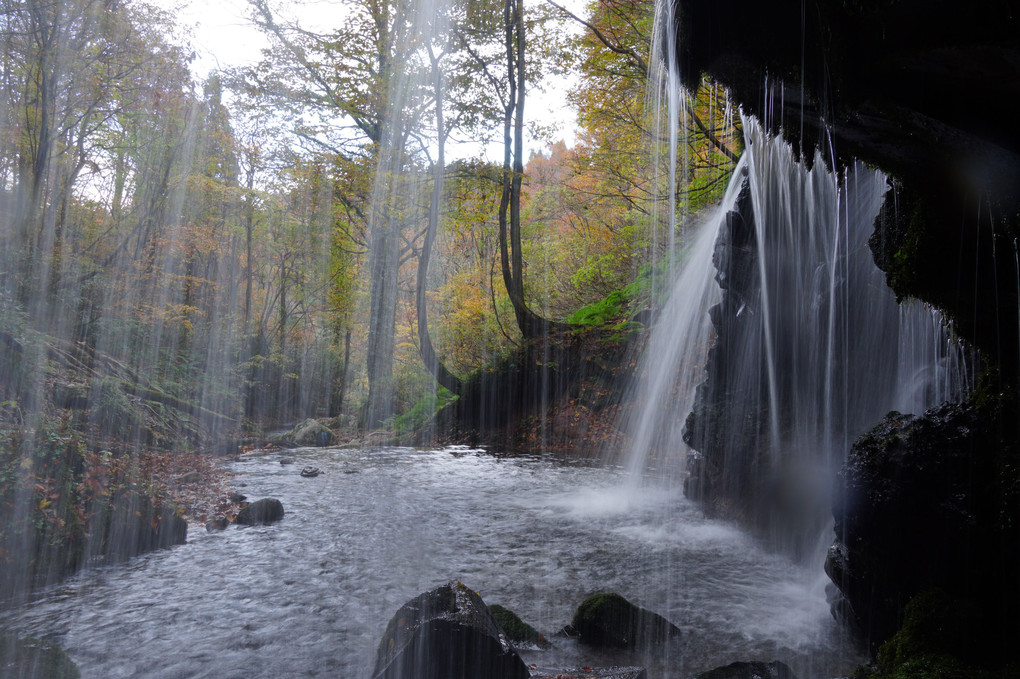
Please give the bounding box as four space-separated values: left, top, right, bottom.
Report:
571 592 680 648
488 604 549 649
864 590 1012 679
393 387 459 434
0 635 80 679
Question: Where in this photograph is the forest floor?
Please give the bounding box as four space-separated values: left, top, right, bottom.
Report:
139 448 237 526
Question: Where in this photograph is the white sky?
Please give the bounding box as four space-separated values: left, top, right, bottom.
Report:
156 0 585 160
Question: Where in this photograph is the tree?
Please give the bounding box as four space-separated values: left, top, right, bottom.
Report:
246 0 440 427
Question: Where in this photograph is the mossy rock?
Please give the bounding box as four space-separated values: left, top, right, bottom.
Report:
372 582 529 679
0 635 80 679
488 604 551 649
571 592 680 649
291 419 337 447
867 590 1009 679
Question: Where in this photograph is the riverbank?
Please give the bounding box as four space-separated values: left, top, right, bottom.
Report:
0 411 233 603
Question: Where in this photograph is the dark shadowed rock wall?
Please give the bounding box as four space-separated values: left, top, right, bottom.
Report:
672 0 1020 657
673 0 1020 383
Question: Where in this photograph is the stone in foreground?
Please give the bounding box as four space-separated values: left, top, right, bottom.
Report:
571 592 680 648
234 498 285 525
372 582 529 679
692 660 796 679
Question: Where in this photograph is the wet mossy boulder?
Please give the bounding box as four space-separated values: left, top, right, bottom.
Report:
826 400 1020 656
693 661 796 679
571 592 680 649
291 419 337 447
235 498 285 526
856 589 1019 679
488 604 551 649
372 582 529 679
0 635 80 679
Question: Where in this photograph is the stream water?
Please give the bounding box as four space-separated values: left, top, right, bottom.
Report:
1 445 864 678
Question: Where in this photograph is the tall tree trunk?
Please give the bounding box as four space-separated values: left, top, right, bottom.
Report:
416 45 462 395
498 0 568 339
364 223 399 428
244 170 255 331
278 253 288 352
332 328 352 418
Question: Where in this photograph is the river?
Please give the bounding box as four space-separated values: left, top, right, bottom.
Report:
1 446 864 678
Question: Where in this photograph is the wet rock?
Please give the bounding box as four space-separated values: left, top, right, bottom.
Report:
488 604 551 649
875 589 984 675
279 457 294 465
692 660 796 679
673 0 1020 382
228 492 246 504
570 593 680 649
0 635 80 679
88 494 187 560
291 418 337 447
372 582 529 679
826 401 1020 654
52 381 89 410
529 667 647 679
235 498 285 526
300 466 321 478
205 517 229 531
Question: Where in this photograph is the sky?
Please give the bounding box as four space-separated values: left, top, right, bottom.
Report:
155 0 586 161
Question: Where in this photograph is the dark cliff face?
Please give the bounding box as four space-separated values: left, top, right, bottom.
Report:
825 401 1020 658
674 2 1020 658
674 0 1020 383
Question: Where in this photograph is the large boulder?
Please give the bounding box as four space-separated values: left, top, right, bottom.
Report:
825 401 1020 657
570 592 680 649
291 419 337 447
234 498 285 526
692 661 796 679
372 582 529 679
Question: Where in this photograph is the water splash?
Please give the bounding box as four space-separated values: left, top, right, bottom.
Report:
619 155 748 481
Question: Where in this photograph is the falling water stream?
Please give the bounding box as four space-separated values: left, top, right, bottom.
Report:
0 445 865 679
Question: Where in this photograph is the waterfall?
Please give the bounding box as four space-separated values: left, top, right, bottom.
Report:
625 115 975 560
621 155 744 480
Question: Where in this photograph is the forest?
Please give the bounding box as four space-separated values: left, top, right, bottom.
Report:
0 0 737 598
0 0 737 435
